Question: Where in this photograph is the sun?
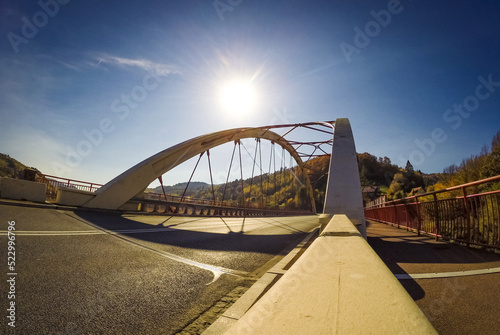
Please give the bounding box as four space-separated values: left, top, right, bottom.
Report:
219 80 257 115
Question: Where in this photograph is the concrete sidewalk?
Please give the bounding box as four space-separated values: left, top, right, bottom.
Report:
367 220 500 335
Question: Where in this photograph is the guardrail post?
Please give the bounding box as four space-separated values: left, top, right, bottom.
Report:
497 201 500 246
433 194 440 240
393 202 399 228
404 200 410 231
462 187 471 247
415 196 422 236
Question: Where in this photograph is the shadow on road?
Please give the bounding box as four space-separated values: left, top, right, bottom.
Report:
366 220 500 266
366 220 500 301
73 210 309 255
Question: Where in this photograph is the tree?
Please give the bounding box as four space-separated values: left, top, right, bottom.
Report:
405 160 414 173
492 130 500 150
357 153 399 186
388 172 406 199
482 145 500 178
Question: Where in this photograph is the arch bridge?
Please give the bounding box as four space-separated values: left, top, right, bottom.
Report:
56 118 366 237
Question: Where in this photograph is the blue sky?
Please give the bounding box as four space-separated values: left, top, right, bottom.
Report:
1 0 500 186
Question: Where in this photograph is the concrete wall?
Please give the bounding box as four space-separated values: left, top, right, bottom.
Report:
224 215 436 334
0 177 46 203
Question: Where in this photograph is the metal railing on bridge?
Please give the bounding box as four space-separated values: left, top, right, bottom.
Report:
35 173 312 216
132 190 312 216
364 175 500 249
36 174 103 200
134 196 311 217
143 191 240 208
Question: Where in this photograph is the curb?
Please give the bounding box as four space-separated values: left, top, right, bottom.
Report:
202 227 319 334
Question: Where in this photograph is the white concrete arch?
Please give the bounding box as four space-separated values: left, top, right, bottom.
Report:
82 127 317 211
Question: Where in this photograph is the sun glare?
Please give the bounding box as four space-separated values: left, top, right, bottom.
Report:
219 80 257 115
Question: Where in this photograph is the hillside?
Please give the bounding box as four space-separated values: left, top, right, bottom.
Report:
149 155 332 211
151 181 210 196
0 153 29 178
6 128 497 209
148 152 444 209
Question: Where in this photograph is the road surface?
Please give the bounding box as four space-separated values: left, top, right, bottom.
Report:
0 203 318 334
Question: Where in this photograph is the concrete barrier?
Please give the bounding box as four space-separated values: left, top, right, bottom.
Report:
223 215 437 334
0 177 46 203
55 188 94 206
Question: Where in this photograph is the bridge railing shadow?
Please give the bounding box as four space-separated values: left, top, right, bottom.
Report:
73 210 316 255
366 219 500 301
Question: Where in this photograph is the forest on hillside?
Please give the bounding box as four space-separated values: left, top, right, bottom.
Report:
151 154 331 211
426 130 500 197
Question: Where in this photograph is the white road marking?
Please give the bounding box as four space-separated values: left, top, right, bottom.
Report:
0 213 252 283
0 214 315 283
395 266 500 279
62 213 251 282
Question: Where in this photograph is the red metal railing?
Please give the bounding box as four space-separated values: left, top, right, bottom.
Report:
34 174 310 213
365 175 500 249
143 192 304 211
144 192 240 208
36 174 103 200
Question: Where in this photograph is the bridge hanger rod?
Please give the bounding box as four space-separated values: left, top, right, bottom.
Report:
238 141 245 208
302 146 319 170
247 139 260 207
206 150 217 206
258 139 264 208
221 141 238 207
177 152 204 208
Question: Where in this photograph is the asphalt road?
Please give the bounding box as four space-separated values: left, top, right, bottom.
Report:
0 203 318 334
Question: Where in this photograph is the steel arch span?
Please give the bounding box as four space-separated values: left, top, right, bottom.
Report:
82 126 319 211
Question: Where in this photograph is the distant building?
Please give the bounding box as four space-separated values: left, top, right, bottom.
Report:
362 186 382 201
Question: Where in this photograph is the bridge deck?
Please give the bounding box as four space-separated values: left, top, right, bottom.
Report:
367 220 500 335
1 197 499 334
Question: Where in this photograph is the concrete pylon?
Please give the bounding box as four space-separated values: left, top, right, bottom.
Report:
323 118 366 238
